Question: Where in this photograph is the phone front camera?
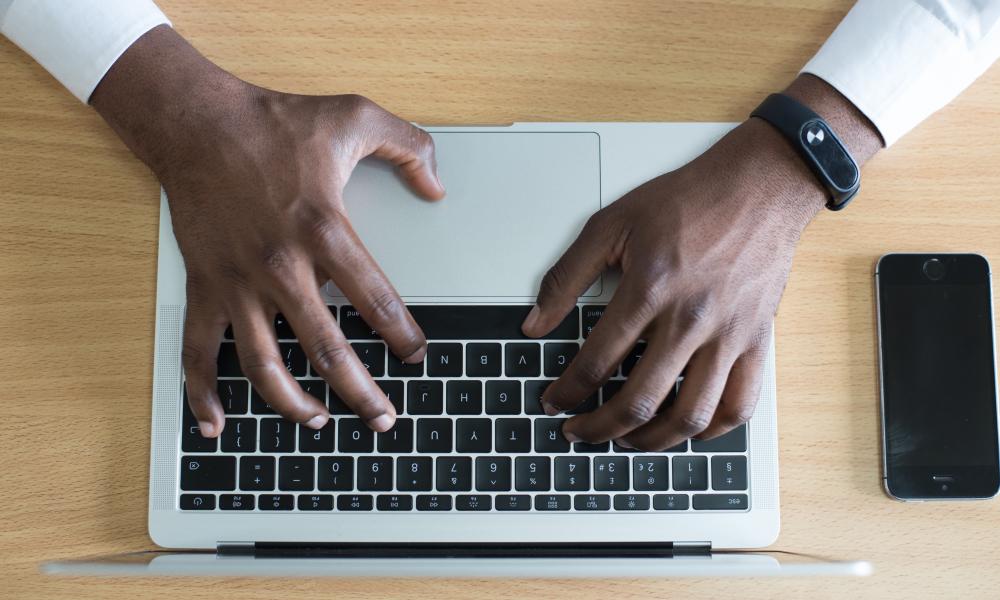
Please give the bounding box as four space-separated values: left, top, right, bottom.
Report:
923 258 946 281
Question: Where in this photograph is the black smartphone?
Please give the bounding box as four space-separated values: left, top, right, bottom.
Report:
876 253 999 501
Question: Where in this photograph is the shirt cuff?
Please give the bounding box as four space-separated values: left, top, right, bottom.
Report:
1 0 171 103
801 0 1000 147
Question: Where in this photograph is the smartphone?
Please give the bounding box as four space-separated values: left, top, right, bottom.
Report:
876 253 1000 501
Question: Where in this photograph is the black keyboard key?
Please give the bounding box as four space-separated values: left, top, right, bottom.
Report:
339 305 378 339
515 456 551 491
217 379 249 414
456 494 491 511
377 494 413 511
181 404 217 452
250 387 275 415
397 457 433 491
337 494 374 511
220 493 255 511
455 418 492 453
621 342 646 376
496 494 532 511
535 494 571 511
581 305 605 339
614 494 651 511
711 456 748 491
633 456 669 491
673 456 709 491
377 418 414 453
375 380 404 414
387 353 423 377
602 380 624 403
297 420 335 453
427 343 462 376
317 457 354 491
691 424 748 452
523 380 550 415
181 456 235 491
338 418 374 453
436 457 473 491
505 343 541 377
485 380 521 414
298 494 333 511
273 313 296 339
328 391 351 415
407 380 443 414
279 342 308 377
278 456 314 491
180 493 215 510
574 494 610 511
416 418 453 453
260 494 294 510
357 457 394 491
239 456 275 491
554 456 590 491
495 418 531 453
466 343 502 377
593 456 629 491
475 456 512 491
298 379 328 405
534 418 570 453
544 342 579 377
217 342 242 376
260 418 296 452
416 494 452 511
653 494 690 510
446 380 482 414
573 441 609 453
693 493 749 510
352 342 386 377
221 418 257 453
408 305 578 340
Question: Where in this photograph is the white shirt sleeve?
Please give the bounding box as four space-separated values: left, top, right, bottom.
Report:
802 0 1000 147
0 0 170 103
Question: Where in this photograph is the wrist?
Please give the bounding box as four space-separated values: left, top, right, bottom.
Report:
90 25 256 179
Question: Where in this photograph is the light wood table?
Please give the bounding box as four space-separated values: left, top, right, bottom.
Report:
2 1 999 598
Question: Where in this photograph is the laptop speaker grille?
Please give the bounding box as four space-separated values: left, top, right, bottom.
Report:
150 304 183 510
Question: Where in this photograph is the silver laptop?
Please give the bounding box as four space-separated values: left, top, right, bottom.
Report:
45 123 869 577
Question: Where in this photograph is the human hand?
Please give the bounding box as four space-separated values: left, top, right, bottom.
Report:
522 76 881 449
91 26 444 437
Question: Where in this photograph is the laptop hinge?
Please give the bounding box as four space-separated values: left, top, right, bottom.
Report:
217 541 712 558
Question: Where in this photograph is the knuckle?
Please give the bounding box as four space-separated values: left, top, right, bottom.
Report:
683 293 716 327
338 93 375 119
259 246 292 277
619 391 661 428
306 215 347 254
181 342 214 373
569 358 609 390
539 261 572 301
676 409 713 438
239 350 284 380
365 289 406 326
308 341 352 375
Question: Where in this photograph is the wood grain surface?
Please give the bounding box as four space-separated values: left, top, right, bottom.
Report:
1 1 998 598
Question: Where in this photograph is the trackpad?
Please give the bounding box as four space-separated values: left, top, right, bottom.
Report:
338 131 602 298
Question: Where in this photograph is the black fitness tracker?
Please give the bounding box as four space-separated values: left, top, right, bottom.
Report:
751 93 860 211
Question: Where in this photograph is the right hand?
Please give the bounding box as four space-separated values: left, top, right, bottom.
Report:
91 26 444 437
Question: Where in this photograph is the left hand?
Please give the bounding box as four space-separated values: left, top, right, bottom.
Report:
520 117 828 450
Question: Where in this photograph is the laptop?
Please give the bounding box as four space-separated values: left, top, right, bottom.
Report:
44 122 870 577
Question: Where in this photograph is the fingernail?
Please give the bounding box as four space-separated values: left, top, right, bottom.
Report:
542 402 559 416
563 430 580 443
402 345 427 364
521 305 541 335
197 421 216 437
616 438 634 449
304 414 329 429
368 413 395 432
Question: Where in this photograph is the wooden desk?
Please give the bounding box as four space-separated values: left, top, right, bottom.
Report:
2 1 998 597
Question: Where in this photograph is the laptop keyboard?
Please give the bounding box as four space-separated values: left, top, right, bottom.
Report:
179 305 750 513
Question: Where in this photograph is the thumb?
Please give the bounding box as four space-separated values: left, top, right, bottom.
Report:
523 209 621 338
355 98 445 201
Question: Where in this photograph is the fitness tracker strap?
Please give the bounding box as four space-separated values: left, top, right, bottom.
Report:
751 93 860 211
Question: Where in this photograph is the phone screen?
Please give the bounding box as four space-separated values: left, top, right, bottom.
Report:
878 254 999 499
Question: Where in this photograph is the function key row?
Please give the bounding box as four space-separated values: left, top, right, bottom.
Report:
180 492 748 512
180 454 748 494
